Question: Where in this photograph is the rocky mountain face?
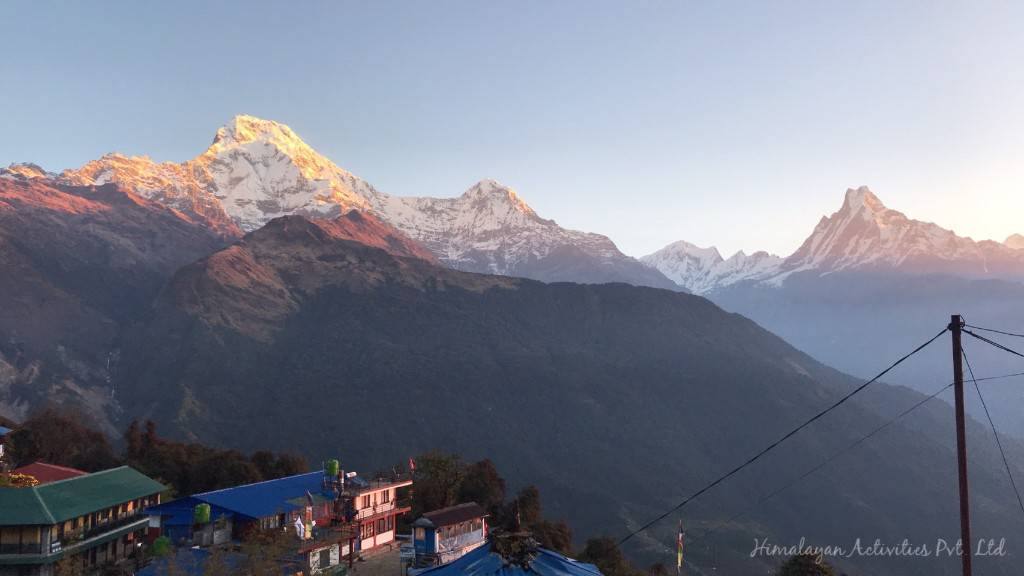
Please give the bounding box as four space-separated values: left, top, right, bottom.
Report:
59 115 676 289
113 216 1024 576
0 174 232 426
0 163 431 427
644 186 1024 294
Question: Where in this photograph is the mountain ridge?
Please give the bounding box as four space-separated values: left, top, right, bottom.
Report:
114 213 1024 576
0 176 231 424
644 186 1024 294
52 115 677 290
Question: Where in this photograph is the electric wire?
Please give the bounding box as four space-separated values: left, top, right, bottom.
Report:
965 324 1024 339
686 377 955 547
963 329 1024 360
617 326 950 545
962 347 1024 518
677 369 1024 552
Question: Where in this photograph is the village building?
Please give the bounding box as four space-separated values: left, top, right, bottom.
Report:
416 535 602 576
144 463 412 574
411 503 489 568
11 463 87 486
0 466 164 576
0 426 11 464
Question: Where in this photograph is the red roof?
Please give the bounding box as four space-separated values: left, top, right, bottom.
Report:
13 462 88 484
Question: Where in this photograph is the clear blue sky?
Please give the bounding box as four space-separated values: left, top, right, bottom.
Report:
2 1 1022 257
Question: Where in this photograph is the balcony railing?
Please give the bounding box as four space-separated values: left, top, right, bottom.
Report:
437 530 485 553
58 512 146 545
354 501 397 521
0 543 43 555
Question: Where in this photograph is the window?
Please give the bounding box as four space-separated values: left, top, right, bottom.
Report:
378 519 386 533
361 522 374 539
320 548 331 568
382 490 390 503
387 516 394 531
362 495 371 509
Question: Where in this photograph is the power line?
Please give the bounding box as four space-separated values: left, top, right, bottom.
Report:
618 326 949 545
962 347 1024 519
685 368 1024 549
965 324 1024 339
971 371 1024 384
963 329 1024 360
687 378 955 548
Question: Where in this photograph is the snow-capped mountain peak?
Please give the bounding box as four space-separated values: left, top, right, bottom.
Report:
780 185 1000 276
646 186 1024 293
1 162 54 180
211 115 302 147
843 185 887 216
460 179 538 218
62 115 382 232
641 240 781 294
50 115 678 289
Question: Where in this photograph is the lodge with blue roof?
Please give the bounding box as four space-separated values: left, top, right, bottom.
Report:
417 534 602 576
145 461 413 574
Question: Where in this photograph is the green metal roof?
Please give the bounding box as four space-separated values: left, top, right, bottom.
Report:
0 466 164 526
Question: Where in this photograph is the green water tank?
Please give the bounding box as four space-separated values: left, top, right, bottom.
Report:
326 459 340 477
194 503 211 524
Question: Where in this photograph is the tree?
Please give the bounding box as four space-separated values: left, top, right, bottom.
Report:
240 527 297 576
123 419 307 496
54 555 85 576
201 545 234 576
458 459 506 513
508 486 542 527
124 420 144 461
411 451 465 514
776 553 836 576
579 537 643 576
149 536 173 558
272 452 308 477
0 472 39 487
252 450 308 479
531 519 572 555
6 407 119 471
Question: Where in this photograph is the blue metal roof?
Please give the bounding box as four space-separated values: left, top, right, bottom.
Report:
420 543 603 576
144 497 239 527
190 471 326 520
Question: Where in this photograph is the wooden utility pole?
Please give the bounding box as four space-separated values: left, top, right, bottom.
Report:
950 314 972 576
